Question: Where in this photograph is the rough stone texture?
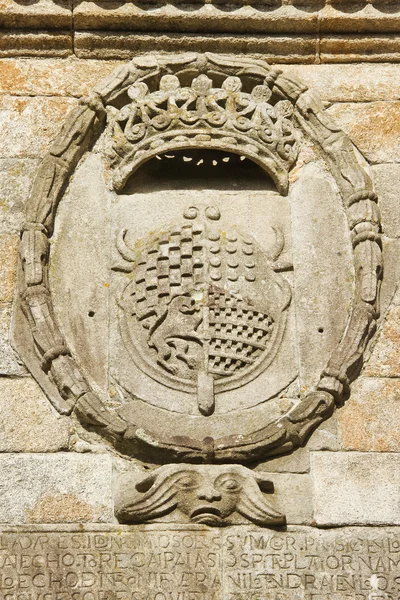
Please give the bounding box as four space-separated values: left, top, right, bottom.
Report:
0 59 122 97
116 464 286 527
74 32 318 62
327 102 400 164
0 525 396 598
365 284 400 378
0 54 399 99
338 377 400 452
0 96 76 158
0 36 399 599
0 31 72 58
259 448 311 474
2 60 400 103
0 0 72 29
372 164 400 239
260 473 313 525
379 238 400 322
319 4 400 33
73 1 320 33
0 158 38 235
1 1 400 59
0 305 27 375
286 63 400 102
0 379 71 452
0 454 113 523
290 162 353 395
0 233 18 303
259 414 339 474
320 34 400 62
311 452 400 526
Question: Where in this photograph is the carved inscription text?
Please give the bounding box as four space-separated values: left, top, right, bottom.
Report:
0 527 399 600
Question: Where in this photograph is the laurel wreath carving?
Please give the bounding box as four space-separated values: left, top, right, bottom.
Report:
15 53 382 463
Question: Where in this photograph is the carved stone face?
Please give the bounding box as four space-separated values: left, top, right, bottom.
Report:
115 463 284 527
173 469 244 526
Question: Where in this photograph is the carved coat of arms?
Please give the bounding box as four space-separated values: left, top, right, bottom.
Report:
13 54 382 526
116 204 291 417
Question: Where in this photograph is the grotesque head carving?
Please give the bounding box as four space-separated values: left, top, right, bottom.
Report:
115 464 284 527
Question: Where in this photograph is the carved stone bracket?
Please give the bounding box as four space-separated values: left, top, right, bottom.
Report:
115 464 285 527
14 53 382 463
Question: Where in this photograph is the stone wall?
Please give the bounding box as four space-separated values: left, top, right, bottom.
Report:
0 4 399 599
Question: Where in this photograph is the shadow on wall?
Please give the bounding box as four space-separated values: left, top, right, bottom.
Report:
11 0 400 14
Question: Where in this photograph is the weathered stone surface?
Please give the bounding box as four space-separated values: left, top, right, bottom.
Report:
265 473 313 525
0 525 397 598
74 32 318 62
307 413 339 451
223 526 400 598
284 64 400 102
1 2 400 60
0 158 38 235
73 1 319 34
327 101 400 163
260 448 310 474
0 378 71 452
0 25 399 600
0 234 18 304
290 162 353 395
116 464 285 527
0 96 76 158
259 414 339 474
0 526 225 596
0 305 27 376
320 35 400 63
372 164 400 238
14 56 380 472
311 451 400 526
0 59 122 98
0 31 72 58
0 454 113 523
338 377 400 452
320 4 400 33
2 61 400 103
0 0 72 29
379 238 400 323
365 283 400 378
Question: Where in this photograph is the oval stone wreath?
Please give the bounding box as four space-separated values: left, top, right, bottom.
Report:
13 53 382 463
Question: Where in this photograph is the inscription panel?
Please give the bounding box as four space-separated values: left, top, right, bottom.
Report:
224 529 400 600
0 527 221 600
0 526 399 600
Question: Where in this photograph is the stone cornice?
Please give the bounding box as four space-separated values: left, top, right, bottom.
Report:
1 0 400 60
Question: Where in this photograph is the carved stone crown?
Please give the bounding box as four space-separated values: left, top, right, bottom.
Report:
107 74 299 194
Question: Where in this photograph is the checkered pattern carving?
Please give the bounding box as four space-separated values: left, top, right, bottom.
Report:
208 290 274 376
134 223 205 316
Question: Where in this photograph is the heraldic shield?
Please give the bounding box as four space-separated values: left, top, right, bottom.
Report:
116 204 292 417
12 53 382 464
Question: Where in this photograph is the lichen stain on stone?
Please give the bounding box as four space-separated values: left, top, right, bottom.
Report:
0 61 25 93
329 102 400 161
338 378 400 452
27 493 95 523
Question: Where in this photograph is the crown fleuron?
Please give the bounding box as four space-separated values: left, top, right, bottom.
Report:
106 74 299 195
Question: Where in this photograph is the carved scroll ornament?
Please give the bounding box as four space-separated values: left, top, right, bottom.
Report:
107 72 298 195
13 53 382 463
